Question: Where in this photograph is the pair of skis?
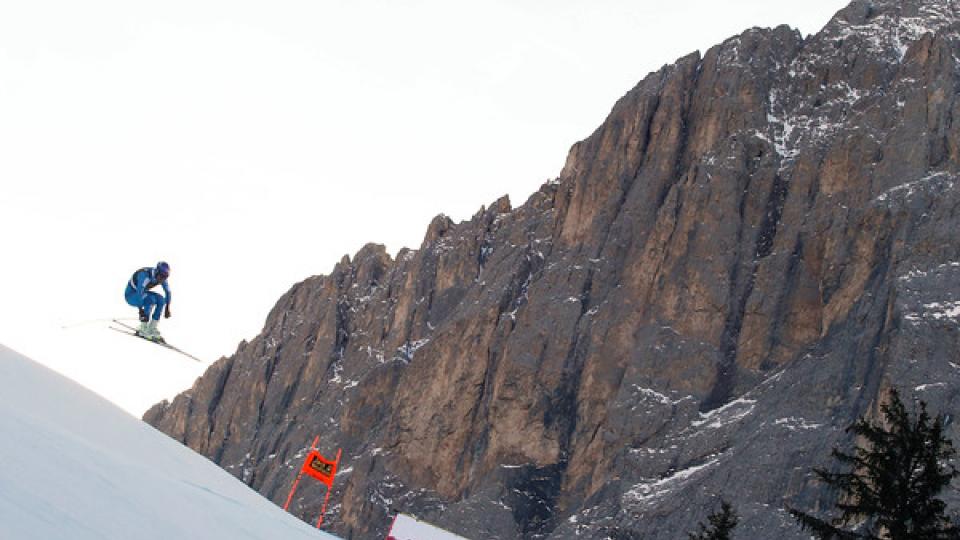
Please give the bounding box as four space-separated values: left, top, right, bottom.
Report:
109 319 203 363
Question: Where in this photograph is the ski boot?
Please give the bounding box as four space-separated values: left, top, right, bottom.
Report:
139 320 165 343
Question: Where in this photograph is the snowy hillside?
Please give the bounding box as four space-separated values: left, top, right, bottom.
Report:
0 344 339 540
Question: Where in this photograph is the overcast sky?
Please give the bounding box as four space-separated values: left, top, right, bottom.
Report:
0 0 848 415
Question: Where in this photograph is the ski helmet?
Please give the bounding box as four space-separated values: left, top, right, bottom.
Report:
156 261 170 280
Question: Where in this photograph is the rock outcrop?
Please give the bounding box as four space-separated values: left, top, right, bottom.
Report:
145 1 960 537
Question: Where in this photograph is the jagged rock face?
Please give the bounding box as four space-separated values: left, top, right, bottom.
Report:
144 1 960 538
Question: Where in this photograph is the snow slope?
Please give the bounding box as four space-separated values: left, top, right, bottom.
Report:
0 344 338 540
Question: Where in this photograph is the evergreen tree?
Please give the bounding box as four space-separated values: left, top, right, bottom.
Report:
689 500 738 540
790 389 960 539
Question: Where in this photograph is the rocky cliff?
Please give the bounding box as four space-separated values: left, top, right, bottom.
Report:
145 1 960 537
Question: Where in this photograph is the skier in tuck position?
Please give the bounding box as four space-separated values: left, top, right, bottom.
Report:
125 261 172 342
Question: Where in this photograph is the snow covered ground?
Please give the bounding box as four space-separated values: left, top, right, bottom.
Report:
0 344 339 540
388 514 471 540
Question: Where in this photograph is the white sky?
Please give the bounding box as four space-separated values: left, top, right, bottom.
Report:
0 0 848 415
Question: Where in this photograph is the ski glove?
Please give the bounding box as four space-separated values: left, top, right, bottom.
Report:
164 305 172 319
139 307 148 322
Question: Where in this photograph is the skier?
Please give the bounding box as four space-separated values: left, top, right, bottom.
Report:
125 261 172 341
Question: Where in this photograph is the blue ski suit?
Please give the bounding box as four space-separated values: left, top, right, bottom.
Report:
125 267 171 321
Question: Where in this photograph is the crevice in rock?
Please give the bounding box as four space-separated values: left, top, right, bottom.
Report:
531 327 593 536
459 340 502 483
504 462 567 538
495 241 546 327
324 297 351 379
755 173 790 260
205 357 236 458
703 170 790 412
579 270 595 316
